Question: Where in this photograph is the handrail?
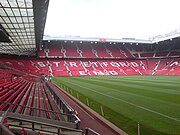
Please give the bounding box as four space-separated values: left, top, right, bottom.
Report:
0 111 83 135
0 101 79 124
0 101 72 117
85 128 100 135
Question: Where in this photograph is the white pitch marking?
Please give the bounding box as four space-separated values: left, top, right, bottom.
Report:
62 79 180 123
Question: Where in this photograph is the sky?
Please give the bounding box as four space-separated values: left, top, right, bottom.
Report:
44 0 180 40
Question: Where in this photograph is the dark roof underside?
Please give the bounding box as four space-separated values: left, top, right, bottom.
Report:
0 0 49 56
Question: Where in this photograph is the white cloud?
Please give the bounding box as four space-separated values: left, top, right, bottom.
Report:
44 0 180 39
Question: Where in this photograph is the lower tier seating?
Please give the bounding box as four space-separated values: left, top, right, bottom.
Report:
0 79 63 121
1 58 180 76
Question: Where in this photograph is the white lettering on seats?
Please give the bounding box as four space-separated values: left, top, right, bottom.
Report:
119 62 127 67
101 62 108 67
110 62 119 67
79 71 87 76
37 62 46 67
130 62 139 67
83 62 90 67
169 61 180 67
69 62 78 67
109 70 118 75
53 62 60 67
93 71 105 76
91 62 98 67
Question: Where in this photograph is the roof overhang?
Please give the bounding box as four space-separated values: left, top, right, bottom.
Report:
0 0 49 56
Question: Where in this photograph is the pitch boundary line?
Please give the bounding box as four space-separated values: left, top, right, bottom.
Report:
62 79 180 123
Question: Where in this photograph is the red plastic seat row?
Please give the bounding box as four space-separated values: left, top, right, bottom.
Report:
0 88 9 97
8 80 23 90
0 81 11 89
18 83 33 114
44 88 60 120
8 82 31 112
0 90 14 102
28 84 36 115
3 81 18 89
0 89 20 110
37 85 41 117
41 85 51 119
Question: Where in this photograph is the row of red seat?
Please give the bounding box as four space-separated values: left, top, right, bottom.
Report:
38 42 180 59
1 58 180 76
0 79 61 120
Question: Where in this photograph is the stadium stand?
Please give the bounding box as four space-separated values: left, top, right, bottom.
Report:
39 41 180 59
0 77 82 134
0 0 180 134
1 57 180 76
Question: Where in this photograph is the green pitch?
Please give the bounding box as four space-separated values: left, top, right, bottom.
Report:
52 76 180 135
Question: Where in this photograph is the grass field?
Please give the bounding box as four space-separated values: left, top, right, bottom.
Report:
52 76 180 135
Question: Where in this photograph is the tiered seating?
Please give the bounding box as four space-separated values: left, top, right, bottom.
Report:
169 51 180 57
163 59 180 75
38 49 46 58
146 60 159 75
63 43 80 57
38 39 180 59
0 79 62 120
1 58 180 76
119 46 134 58
48 44 63 58
78 43 97 58
93 44 111 58
0 69 12 84
140 52 154 58
155 52 169 57
105 44 125 58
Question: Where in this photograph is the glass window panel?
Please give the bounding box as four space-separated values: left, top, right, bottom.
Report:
18 33 23 36
9 1 18 7
29 23 34 27
1 1 9 7
16 29 21 32
27 33 31 35
0 17 5 23
26 1 32 8
32 35 35 38
12 9 20 16
13 23 19 28
16 17 23 23
20 29 25 33
28 35 32 38
8 24 14 28
29 17 34 23
2 24 8 28
22 17 28 22
5 8 14 16
18 1 25 8
19 23 24 28
27 9 33 16
24 24 29 27
10 17 17 22
20 9 27 16
0 8 7 16
3 17 11 23
24 36 28 39
29 27 34 31
10 29 16 32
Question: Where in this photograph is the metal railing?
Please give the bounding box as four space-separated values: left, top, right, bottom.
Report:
0 101 80 128
0 111 83 135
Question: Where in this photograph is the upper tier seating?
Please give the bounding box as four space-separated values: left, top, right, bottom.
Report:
38 41 180 59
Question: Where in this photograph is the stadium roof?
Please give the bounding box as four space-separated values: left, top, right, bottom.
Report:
0 0 49 55
44 0 180 43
